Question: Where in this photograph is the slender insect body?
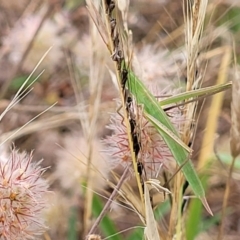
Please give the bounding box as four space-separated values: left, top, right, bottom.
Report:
105 0 158 182
130 119 141 156
121 68 128 90
112 48 122 62
112 33 119 51
110 18 116 37
106 0 115 15
137 161 144 176
105 0 153 205
125 92 141 157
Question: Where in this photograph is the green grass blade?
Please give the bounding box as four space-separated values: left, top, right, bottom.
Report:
186 174 208 240
185 165 219 239
68 207 78 240
159 82 232 106
126 228 144 240
145 112 191 152
154 200 171 220
217 152 240 169
127 71 211 213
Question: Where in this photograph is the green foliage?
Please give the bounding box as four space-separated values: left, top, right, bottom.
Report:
185 161 219 239
219 7 240 32
159 83 232 107
154 200 171 220
127 70 231 215
185 175 208 240
217 153 240 169
127 71 206 202
126 228 144 240
68 207 78 240
64 0 84 10
200 213 221 233
10 76 34 91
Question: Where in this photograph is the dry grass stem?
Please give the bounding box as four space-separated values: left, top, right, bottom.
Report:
218 59 240 239
0 111 80 144
144 183 161 240
198 46 232 169
183 0 208 144
168 0 209 238
0 45 52 121
230 69 240 158
86 166 130 238
100 0 145 206
218 155 237 240
84 4 106 233
0 102 86 113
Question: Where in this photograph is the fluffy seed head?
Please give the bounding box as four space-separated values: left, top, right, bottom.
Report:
133 45 186 89
103 89 184 178
55 135 109 193
0 149 49 239
2 13 72 73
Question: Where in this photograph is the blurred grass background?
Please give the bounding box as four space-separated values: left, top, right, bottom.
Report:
0 0 239 239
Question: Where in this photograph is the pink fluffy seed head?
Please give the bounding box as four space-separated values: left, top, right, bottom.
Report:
103 92 185 178
0 149 49 239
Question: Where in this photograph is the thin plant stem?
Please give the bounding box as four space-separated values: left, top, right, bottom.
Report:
84 6 105 234
86 166 130 239
218 156 237 240
100 0 145 206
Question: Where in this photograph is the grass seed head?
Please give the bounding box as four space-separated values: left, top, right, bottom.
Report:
0 149 49 239
133 45 185 89
103 89 184 178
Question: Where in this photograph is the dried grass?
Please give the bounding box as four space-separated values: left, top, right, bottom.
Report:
230 69 240 158
219 59 240 240
168 0 209 238
0 0 237 239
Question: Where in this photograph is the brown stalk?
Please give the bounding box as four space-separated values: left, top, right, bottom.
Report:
168 0 209 239
230 69 240 159
198 46 231 169
218 60 239 240
84 7 106 235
